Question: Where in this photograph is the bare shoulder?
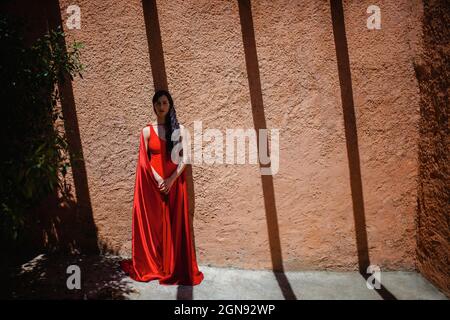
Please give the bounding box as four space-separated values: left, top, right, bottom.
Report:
142 126 150 139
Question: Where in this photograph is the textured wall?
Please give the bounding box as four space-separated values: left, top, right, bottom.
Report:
414 0 449 297
49 0 426 271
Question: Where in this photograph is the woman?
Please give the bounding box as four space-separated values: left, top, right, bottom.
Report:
120 89 204 286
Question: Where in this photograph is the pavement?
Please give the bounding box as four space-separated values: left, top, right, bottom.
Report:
2 253 447 300
125 265 447 300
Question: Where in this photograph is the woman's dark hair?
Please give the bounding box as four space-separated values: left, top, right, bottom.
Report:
152 89 182 159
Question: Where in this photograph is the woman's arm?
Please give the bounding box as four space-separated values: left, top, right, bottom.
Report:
168 155 186 182
168 125 187 181
143 126 165 187
143 126 150 156
151 165 164 184
159 125 187 194
160 158 185 195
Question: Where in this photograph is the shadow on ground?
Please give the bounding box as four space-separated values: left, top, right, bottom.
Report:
1 253 136 300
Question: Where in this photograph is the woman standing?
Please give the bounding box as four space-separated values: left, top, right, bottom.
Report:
120 90 204 286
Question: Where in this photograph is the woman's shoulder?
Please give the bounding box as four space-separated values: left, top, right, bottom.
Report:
142 125 151 139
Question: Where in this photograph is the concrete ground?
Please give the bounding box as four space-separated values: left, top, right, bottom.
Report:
2 253 447 300
125 265 447 300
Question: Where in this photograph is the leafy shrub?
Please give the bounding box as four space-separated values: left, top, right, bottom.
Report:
0 15 84 248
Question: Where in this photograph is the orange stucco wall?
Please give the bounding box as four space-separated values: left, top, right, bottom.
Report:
4 0 434 274
49 0 426 272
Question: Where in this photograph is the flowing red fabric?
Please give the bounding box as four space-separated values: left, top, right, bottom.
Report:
120 124 204 286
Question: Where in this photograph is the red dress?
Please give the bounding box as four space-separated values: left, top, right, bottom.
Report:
120 124 204 286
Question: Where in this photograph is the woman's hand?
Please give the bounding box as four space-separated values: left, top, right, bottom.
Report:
158 175 175 195
151 165 168 194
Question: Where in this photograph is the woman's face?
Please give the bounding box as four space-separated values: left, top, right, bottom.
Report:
154 95 170 119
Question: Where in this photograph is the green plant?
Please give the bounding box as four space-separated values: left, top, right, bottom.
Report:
0 15 85 247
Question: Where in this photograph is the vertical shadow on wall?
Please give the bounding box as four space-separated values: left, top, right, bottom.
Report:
44 0 100 254
142 0 168 91
238 0 296 300
330 0 396 300
141 0 193 300
0 0 99 260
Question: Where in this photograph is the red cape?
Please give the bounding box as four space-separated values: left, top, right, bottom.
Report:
120 129 204 286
